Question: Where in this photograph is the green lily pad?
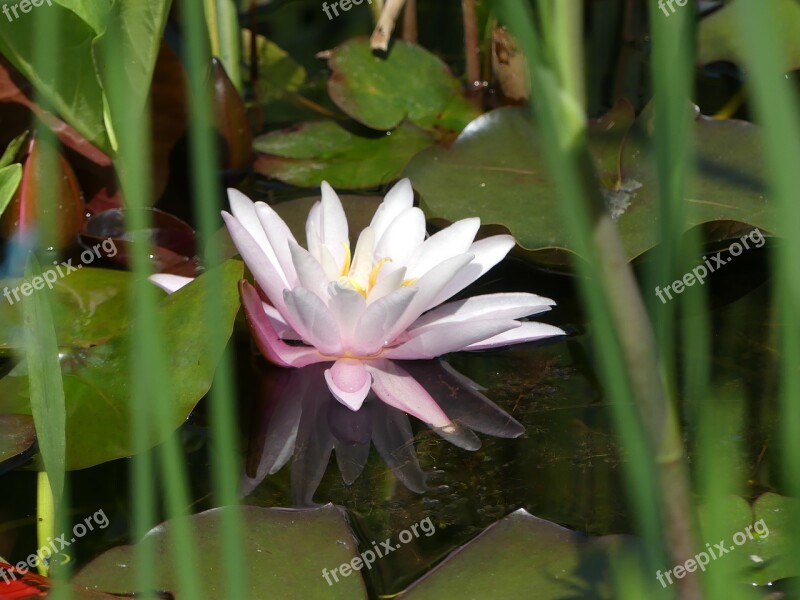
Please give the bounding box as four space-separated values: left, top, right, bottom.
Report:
254 121 434 188
0 163 22 219
698 0 800 72
242 30 307 103
327 38 479 135
749 493 800 584
397 509 661 599
74 504 368 600
0 260 243 469
0 267 141 356
405 107 772 266
0 414 35 468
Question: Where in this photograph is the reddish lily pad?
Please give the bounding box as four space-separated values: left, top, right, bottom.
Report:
74 504 368 600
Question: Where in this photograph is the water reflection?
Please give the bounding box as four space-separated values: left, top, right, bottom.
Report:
243 359 525 507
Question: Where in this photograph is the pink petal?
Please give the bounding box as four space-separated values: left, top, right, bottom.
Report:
385 319 521 359
239 280 325 367
464 322 566 350
370 178 414 241
149 274 193 294
426 235 515 309
324 359 372 411
283 287 342 354
405 218 480 280
367 359 453 429
409 292 556 332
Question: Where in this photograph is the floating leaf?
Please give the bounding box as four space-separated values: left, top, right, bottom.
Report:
328 38 478 135
255 121 434 188
0 267 137 356
74 505 369 600
698 0 800 72
241 30 307 103
405 107 772 266
0 414 35 471
398 509 654 599
0 260 242 469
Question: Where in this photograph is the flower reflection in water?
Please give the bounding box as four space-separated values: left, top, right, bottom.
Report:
243 359 525 506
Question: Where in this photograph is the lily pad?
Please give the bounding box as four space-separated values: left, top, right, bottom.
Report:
327 38 478 135
0 267 140 356
405 107 772 266
241 30 307 103
0 260 243 469
698 0 800 72
255 121 434 188
397 509 658 599
74 504 368 600
0 414 35 470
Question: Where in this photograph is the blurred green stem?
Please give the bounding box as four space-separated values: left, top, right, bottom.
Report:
205 0 242 91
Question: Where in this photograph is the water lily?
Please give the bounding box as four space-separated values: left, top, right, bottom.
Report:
220 179 565 437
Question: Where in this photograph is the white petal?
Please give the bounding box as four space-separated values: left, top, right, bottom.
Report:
228 189 287 285
426 234 515 309
367 359 452 429
255 202 298 286
383 253 474 342
348 226 375 284
385 319 521 359
149 274 193 294
262 301 301 339
374 207 426 265
353 287 417 355
464 322 566 350
327 283 366 348
370 178 414 241
222 211 290 312
288 239 329 300
305 202 322 260
405 218 480 280
366 266 407 304
320 181 349 268
409 292 555 332
282 287 342 354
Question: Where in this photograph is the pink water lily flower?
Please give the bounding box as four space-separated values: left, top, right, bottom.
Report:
217 179 564 434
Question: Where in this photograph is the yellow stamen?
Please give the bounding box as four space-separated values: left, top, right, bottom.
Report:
340 241 352 277
368 258 392 291
401 278 417 287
